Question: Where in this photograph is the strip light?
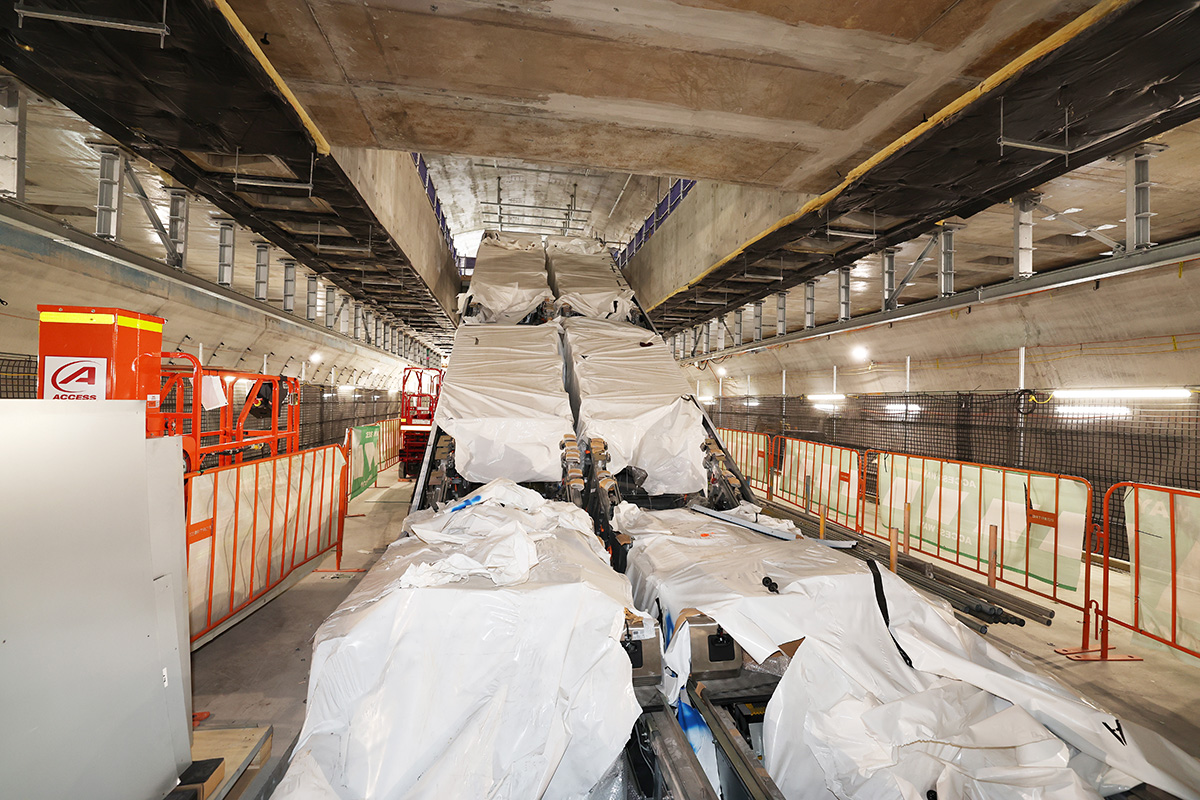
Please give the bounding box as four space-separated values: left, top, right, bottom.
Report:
1051 388 1190 400
808 394 846 402
1055 406 1132 417
885 403 922 414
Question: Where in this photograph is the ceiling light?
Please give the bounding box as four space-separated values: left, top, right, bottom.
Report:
716 367 727 377
851 346 869 362
1052 388 1190 400
1095 223 1118 231
745 398 760 407
1055 406 1132 418
1062 207 1083 214
809 394 846 402
310 353 322 362
885 403 922 414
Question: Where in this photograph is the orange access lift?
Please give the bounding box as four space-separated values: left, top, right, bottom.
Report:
397 365 442 476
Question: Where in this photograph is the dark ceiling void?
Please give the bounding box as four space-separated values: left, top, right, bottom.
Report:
651 0 1200 334
0 0 454 349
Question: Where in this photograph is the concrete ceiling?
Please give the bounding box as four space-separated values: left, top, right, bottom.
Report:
421 154 672 252
227 0 1092 191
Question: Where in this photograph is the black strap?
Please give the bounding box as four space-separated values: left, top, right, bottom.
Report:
867 559 914 669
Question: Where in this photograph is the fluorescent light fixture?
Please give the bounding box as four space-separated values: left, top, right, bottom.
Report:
1052 388 1190 400
310 353 322 362
1055 406 1131 418
1062 207 1083 214
813 404 839 412
851 345 869 362
745 398 760 407
885 403 922 414
1095 223 1117 230
716 367 727 377
809 394 846 402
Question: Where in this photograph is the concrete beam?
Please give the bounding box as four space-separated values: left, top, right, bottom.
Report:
622 180 808 311
332 146 461 323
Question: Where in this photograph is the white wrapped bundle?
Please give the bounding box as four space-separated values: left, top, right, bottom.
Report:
273 480 644 800
562 317 706 495
434 323 574 483
547 244 635 321
459 233 552 324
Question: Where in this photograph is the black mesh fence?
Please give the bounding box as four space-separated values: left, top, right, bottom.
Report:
711 392 1200 561
0 352 37 398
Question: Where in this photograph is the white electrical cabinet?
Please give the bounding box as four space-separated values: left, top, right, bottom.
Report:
0 400 191 800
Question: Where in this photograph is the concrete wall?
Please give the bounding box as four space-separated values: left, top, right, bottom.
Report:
684 259 1200 397
0 213 411 386
623 180 808 312
334 147 461 320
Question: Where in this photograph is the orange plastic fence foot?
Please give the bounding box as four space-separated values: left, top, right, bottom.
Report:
192 712 211 727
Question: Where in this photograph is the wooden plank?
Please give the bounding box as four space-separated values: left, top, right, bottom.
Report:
191 726 273 800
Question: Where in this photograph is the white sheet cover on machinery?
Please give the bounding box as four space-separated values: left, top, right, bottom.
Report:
562 316 706 495
459 234 553 324
546 239 635 321
434 323 575 483
614 503 1200 800
272 479 646 800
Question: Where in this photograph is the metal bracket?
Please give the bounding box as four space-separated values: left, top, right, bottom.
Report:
888 233 939 307
122 159 182 267
1035 202 1123 253
15 1 171 48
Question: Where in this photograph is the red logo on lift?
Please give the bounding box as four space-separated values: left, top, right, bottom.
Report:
51 361 98 392
45 357 107 400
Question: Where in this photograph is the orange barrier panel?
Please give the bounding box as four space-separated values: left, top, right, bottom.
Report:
378 417 402 473
717 428 773 495
1062 482 1200 662
716 428 1091 611
861 450 1090 609
184 443 348 647
772 435 860 529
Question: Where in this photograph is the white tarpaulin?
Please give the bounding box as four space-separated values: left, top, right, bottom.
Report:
562 317 706 495
459 234 553 324
547 244 635 321
434 324 575 483
614 504 1200 800
272 479 643 800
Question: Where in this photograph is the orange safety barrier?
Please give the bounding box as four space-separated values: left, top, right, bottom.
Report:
160 353 299 471
184 442 348 647
862 451 1090 608
715 428 1091 610
378 417 403 473
1060 482 1200 662
772 435 860 529
716 428 773 495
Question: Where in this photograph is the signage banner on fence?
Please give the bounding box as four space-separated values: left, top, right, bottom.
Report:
874 454 1087 592
349 424 380 499
1126 487 1200 655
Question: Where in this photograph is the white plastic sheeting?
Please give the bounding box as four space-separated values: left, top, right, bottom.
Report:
614 504 1200 800
434 324 575 483
272 479 643 800
547 243 635 321
459 233 553 324
562 317 706 495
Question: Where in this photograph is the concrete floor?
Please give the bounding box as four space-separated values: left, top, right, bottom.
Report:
190 467 413 770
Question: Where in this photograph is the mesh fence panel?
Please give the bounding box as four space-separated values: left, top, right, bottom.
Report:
0 352 37 398
711 392 1200 561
